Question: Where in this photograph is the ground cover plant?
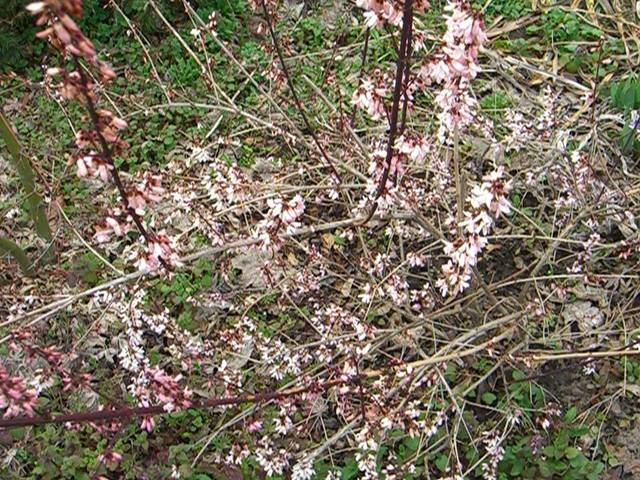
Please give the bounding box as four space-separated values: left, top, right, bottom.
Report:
1 0 640 478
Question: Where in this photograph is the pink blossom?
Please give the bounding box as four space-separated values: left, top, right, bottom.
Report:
132 232 182 272
395 135 430 163
420 1 486 138
352 77 388 121
75 152 112 182
438 168 512 297
26 2 45 14
98 451 123 467
0 365 38 418
248 420 263 432
141 416 155 432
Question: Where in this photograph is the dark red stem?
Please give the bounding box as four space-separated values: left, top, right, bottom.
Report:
0 379 346 430
360 0 414 225
73 57 169 269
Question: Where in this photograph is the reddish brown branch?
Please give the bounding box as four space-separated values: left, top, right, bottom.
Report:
398 14 413 137
0 379 346 430
73 57 170 269
359 0 414 226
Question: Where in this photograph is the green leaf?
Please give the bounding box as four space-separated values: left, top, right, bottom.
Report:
564 406 578 423
341 457 359 480
538 459 554 478
568 426 589 437
591 461 605 476
435 454 448 472
481 392 497 405
0 237 33 275
510 459 524 476
611 82 620 105
552 460 568 472
554 431 569 454
403 436 419 453
543 445 556 458
570 453 588 468
565 447 581 459
623 81 636 110
0 112 52 246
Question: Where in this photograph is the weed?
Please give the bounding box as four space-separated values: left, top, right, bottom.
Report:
481 0 533 20
499 424 605 479
480 90 512 117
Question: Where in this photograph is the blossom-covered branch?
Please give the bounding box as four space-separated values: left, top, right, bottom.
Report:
437 167 512 296
28 0 179 272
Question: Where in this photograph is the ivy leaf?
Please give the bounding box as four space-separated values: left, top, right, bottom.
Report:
623 79 636 110
341 457 359 480
482 392 497 405
435 454 449 472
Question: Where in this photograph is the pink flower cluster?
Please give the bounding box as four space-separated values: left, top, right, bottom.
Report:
29 0 179 273
395 134 430 163
0 365 38 418
255 194 305 251
481 430 506 480
144 367 193 413
127 174 164 215
72 121 126 181
10 331 93 395
202 153 253 212
351 380 447 479
437 167 512 296
28 0 115 82
133 233 182 273
420 1 487 139
356 0 430 28
352 1 488 222
97 450 123 468
360 143 403 213
351 70 390 121
94 174 165 244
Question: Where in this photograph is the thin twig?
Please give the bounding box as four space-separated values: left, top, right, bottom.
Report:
0 211 417 337
0 326 516 430
350 27 370 128
0 379 345 429
258 0 341 182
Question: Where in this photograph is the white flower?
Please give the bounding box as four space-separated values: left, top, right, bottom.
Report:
359 283 373 304
291 460 315 480
170 465 181 479
26 2 45 13
470 184 493 210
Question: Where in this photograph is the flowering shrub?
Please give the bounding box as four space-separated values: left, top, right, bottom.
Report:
1 0 638 479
